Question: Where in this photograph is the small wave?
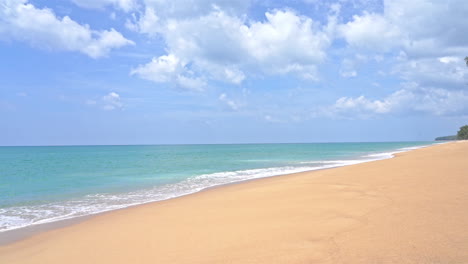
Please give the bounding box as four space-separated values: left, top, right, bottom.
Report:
0 166 328 232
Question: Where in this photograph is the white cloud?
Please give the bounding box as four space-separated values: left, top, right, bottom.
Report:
131 9 332 86
339 0 468 57
102 92 123 110
221 68 245 84
142 0 250 20
394 57 468 89
0 0 134 58
126 0 251 36
336 0 468 119
71 0 138 12
438 56 459 64
126 7 160 36
176 75 206 91
218 93 241 111
325 86 468 119
130 54 206 91
330 95 392 118
339 12 401 52
131 54 182 83
244 10 329 75
386 0 468 56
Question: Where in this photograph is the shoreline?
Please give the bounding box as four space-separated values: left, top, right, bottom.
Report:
0 143 435 245
2 141 467 263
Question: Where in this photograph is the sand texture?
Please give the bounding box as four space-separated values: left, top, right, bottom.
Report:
1 141 467 263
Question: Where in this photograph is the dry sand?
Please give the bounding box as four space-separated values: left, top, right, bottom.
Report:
1 141 467 263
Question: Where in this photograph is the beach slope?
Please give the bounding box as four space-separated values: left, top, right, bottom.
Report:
1 141 467 263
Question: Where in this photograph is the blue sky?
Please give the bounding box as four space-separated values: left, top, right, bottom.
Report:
1 0 468 145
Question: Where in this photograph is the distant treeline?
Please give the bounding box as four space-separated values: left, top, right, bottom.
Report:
435 135 458 141
435 125 468 140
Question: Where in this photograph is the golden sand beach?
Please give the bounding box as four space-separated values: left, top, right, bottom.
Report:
1 141 467 263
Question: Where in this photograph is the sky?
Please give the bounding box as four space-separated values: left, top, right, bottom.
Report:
1 0 468 145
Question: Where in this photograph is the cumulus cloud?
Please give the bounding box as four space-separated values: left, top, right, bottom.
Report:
25 0 464 120
338 0 468 83
324 55 468 119
335 0 468 119
394 56 468 89
126 0 251 36
339 0 468 57
0 0 134 58
129 0 466 90
175 75 206 91
324 86 468 119
127 6 160 36
339 12 401 52
71 0 138 12
244 10 329 77
131 54 182 83
102 92 123 110
72 0 138 12
130 8 331 86
131 54 206 91
327 95 392 119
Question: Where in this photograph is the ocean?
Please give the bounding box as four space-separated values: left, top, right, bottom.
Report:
0 142 435 232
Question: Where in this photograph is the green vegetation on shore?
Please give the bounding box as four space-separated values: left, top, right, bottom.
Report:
458 125 468 140
435 135 458 141
435 125 468 141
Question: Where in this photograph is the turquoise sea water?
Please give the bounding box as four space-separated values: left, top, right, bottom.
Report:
0 142 435 232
